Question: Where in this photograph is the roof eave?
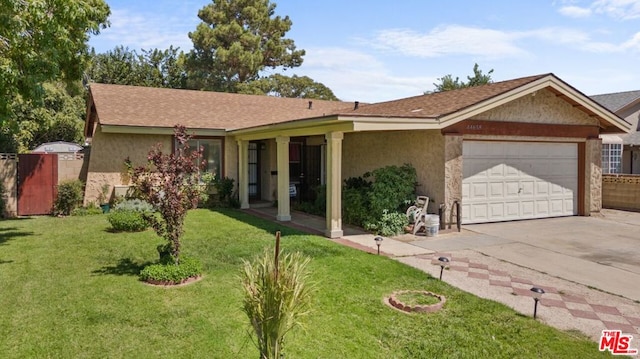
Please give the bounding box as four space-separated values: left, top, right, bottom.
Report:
100 125 227 137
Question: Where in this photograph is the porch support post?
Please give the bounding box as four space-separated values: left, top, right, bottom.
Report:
325 132 343 238
237 140 250 209
276 136 291 221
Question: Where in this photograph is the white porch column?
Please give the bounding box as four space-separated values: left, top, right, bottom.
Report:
237 140 250 209
276 136 291 221
325 132 344 238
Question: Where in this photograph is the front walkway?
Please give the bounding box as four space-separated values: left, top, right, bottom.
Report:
244 208 640 342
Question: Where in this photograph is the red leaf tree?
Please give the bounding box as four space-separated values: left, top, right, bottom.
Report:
128 125 203 264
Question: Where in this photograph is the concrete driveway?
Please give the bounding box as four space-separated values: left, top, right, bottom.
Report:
409 209 640 302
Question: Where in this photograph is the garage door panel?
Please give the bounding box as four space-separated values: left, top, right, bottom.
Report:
471 203 489 220
521 201 535 216
489 183 503 197
536 200 550 215
506 182 520 197
489 203 504 219
505 202 519 217
462 141 577 224
521 181 534 195
550 199 565 214
504 165 520 177
489 164 505 177
536 182 549 195
470 183 488 199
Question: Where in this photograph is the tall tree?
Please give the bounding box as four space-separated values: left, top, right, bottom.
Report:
428 63 494 93
187 0 305 92
237 74 339 100
0 0 110 121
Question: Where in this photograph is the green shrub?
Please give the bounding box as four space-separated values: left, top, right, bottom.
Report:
139 256 202 284
368 164 417 216
365 209 409 236
342 164 418 230
212 176 239 208
107 209 148 232
71 203 103 216
54 180 84 215
342 185 371 227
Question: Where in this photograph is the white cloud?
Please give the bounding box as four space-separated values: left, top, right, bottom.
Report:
558 5 593 17
369 26 527 58
92 8 196 52
592 0 640 19
362 24 640 58
621 32 640 50
559 0 640 19
289 47 434 102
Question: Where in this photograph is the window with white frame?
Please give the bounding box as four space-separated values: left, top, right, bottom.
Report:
176 137 223 179
602 143 622 174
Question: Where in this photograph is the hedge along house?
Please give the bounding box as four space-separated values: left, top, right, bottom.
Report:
84 73 630 238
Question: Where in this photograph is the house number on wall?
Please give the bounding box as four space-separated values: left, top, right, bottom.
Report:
466 124 482 130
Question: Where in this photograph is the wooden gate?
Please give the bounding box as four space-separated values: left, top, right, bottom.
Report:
18 154 58 215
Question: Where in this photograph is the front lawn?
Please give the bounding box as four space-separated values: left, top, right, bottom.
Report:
0 209 610 358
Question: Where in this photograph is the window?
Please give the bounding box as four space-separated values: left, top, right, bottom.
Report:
602 143 622 174
176 137 223 179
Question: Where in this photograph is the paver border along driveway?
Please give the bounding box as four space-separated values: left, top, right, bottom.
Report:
410 209 640 302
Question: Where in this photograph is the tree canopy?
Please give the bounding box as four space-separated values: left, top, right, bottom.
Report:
236 74 339 100
187 0 305 92
87 46 188 89
0 0 110 120
428 63 494 93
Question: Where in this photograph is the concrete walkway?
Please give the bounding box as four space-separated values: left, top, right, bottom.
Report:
245 207 640 342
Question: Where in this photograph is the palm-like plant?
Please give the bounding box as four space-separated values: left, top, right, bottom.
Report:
241 245 313 359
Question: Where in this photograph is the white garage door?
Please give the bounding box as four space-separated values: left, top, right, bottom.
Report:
462 141 578 224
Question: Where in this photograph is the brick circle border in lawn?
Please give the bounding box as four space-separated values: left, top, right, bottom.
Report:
385 290 446 313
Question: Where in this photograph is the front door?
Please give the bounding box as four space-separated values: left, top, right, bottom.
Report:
248 142 260 199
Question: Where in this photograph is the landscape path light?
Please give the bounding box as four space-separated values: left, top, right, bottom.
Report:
374 236 383 255
530 287 545 319
437 256 450 280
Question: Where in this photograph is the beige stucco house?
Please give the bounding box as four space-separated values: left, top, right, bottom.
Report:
84 73 630 237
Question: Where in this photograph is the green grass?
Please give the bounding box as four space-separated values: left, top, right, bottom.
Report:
0 209 612 358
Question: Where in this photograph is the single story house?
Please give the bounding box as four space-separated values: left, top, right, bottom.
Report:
591 90 640 174
84 73 630 237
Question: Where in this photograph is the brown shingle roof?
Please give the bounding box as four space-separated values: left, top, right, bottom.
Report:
89 83 354 130
337 74 550 119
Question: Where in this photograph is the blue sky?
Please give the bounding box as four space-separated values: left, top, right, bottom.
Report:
89 0 640 103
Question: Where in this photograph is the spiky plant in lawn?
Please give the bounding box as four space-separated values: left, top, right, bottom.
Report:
241 235 314 359
128 125 203 266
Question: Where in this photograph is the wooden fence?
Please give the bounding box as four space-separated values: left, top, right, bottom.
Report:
0 152 88 217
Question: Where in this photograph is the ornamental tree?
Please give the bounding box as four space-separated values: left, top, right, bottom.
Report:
128 125 203 264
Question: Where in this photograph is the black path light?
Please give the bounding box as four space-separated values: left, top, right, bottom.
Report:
437 256 450 280
530 287 545 319
374 236 383 255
